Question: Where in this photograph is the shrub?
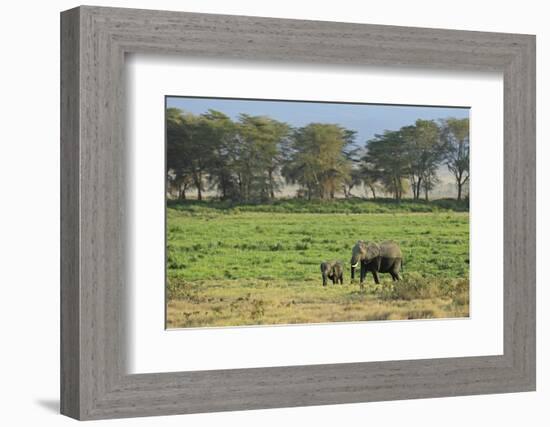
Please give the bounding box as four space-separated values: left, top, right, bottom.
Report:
269 242 285 251
376 273 439 300
167 277 195 300
374 274 470 306
167 197 469 215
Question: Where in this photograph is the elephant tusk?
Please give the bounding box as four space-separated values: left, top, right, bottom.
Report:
351 262 359 268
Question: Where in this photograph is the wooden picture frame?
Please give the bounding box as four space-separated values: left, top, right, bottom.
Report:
60 5 536 420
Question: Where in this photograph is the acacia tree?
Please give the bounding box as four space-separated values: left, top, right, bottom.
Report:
420 164 440 201
401 119 444 200
341 146 363 198
441 118 470 201
236 115 291 201
167 109 235 201
358 162 381 199
282 123 354 200
342 168 363 198
166 108 198 200
202 110 240 201
363 130 410 202
169 110 217 201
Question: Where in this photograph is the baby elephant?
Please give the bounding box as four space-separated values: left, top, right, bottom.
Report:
320 261 344 286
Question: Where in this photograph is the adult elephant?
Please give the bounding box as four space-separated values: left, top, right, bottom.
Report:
350 240 402 289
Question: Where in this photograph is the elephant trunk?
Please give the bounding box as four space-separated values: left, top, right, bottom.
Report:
322 273 328 287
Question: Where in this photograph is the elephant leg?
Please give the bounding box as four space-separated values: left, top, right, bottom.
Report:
388 265 398 281
394 259 402 280
360 263 367 284
332 277 336 285
339 275 343 285
391 266 402 281
372 270 380 284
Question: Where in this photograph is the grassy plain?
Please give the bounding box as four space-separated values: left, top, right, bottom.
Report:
166 199 469 328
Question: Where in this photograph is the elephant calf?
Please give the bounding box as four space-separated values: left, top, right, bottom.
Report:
320 260 344 286
350 240 402 290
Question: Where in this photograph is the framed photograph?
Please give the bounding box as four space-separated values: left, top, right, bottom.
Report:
61 6 535 420
164 96 471 330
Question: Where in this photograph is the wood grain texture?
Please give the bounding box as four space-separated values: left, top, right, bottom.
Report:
60 7 80 419
60 5 536 420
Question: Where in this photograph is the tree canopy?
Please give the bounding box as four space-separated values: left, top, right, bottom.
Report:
440 117 470 201
282 123 355 200
166 107 469 202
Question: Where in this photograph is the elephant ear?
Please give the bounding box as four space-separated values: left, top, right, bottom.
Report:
366 242 380 260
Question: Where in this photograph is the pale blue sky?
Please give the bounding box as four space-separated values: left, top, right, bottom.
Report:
166 96 469 147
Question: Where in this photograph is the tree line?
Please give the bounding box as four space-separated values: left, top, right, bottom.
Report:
167 107 469 202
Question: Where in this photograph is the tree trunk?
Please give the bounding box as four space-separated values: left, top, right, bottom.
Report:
268 169 275 199
411 177 418 200
197 172 202 201
219 174 226 200
397 178 402 202
456 170 463 201
221 179 227 200
237 174 243 201
394 177 401 202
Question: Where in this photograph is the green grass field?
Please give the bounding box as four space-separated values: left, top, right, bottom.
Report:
166 199 469 328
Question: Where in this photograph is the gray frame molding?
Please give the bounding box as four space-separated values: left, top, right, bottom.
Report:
60 5 536 420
